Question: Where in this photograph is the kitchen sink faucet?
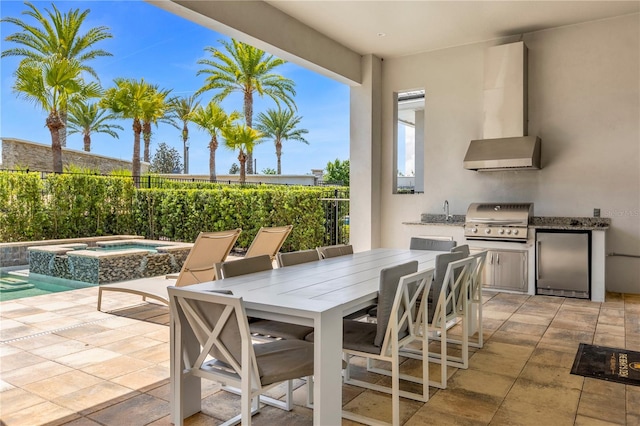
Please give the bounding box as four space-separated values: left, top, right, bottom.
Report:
443 200 452 222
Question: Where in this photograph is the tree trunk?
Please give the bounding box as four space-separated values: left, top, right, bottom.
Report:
143 121 151 163
276 140 282 174
83 133 91 152
132 118 142 185
244 90 254 174
47 111 65 173
182 124 189 174
238 150 246 184
209 135 218 182
58 109 68 148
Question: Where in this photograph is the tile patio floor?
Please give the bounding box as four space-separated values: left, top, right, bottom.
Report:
1 284 639 425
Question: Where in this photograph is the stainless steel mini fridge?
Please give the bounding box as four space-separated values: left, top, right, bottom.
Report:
536 230 591 299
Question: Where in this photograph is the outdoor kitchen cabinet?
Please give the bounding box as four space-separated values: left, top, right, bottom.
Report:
480 249 528 292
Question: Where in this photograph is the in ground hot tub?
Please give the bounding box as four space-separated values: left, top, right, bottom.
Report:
28 239 193 284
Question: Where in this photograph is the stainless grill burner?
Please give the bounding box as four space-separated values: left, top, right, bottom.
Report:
464 203 533 242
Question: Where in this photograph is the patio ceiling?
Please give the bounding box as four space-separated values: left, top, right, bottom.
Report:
266 1 639 58
152 1 638 84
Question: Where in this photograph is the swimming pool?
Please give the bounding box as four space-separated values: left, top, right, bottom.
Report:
28 239 192 285
0 271 93 302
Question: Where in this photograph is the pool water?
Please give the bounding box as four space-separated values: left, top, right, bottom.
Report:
90 244 160 253
0 272 93 302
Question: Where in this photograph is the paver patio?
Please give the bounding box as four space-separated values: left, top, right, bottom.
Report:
1 284 639 425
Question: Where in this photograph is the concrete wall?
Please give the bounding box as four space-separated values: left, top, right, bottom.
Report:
378 14 639 293
1 139 316 184
1 138 149 174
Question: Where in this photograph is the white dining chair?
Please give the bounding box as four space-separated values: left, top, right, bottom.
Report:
424 255 474 387
215 254 314 411
371 254 474 389
316 244 353 258
168 287 314 425
409 237 457 251
446 250 488 348
277 248 321 267
306 261 433 426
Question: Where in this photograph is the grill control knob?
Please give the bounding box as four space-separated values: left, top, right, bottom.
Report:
498 229 505 235
513 229 519 235
485 229 491 235
506 229 512 235
471 228 478 233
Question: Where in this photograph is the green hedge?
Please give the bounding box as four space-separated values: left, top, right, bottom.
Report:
0 171 137 241
133 186 329 250
0 171 47 241
0 171 344 251
44 173 136 238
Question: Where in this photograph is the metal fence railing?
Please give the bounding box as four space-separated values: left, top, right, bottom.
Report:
0 169 320 188
320 188 350 246
133 174 324 188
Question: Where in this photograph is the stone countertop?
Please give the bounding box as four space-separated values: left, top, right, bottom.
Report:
530 217 610 230
403 214 466 226
404 214 610 230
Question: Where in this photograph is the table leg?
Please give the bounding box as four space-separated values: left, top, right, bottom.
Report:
313 307 343 425
170 307 201 425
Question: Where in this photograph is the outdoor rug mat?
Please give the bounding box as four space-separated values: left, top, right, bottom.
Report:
571 343 640 386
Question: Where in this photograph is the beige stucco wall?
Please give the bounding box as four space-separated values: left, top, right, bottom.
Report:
1 138 149 174
378 14 640 293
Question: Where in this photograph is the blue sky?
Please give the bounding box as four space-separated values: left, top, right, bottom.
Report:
0 0 350 175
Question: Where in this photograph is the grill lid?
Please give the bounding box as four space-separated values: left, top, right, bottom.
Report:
464 203 533 241
466 202 533 224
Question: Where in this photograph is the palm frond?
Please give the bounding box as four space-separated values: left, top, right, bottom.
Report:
196 38 297 127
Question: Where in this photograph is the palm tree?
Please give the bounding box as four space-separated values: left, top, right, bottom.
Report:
12 57 100 173
2 1 112 147
167 95 200 174
256 108 309 175
67 102 123 152
101 78 155 180
222 124 263 184
140 86 172 163
196 39 296 174
191 101 240 182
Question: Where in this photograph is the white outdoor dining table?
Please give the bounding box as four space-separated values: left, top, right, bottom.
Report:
170 248 445 426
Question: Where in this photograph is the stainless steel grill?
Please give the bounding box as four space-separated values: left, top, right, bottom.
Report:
464 202 533 242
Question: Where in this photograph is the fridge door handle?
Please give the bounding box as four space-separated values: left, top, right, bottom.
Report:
536 240 541 280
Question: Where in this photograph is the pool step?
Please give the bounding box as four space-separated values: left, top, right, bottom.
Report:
7 269 30 278
0 276 35 292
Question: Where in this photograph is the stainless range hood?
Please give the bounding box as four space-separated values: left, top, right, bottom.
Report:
464 136 541 171
464 42 542 171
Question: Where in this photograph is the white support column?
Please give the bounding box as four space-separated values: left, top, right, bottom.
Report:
350 55 383 251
